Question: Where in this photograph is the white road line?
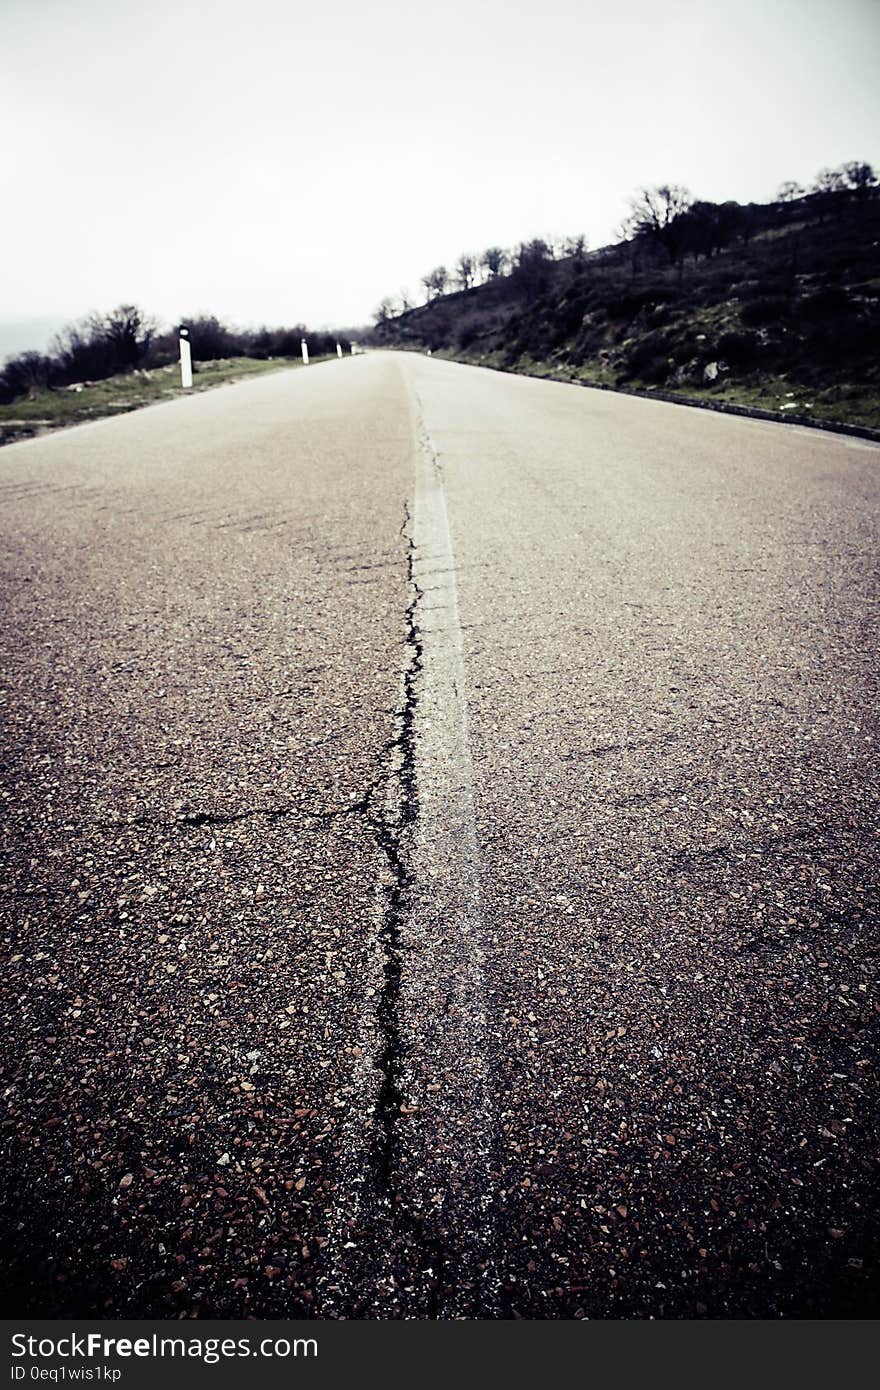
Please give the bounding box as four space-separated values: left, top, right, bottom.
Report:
319 379 499 1317
398 387 500 1316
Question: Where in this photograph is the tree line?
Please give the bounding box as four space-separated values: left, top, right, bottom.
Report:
374 234 589 322
374 160 876 321
620 160 876 269
0 308 348 406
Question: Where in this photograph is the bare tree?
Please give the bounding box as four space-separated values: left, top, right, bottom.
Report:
843 161 877 198
421 266 448 301
776 180 805 204
562 233 588 260
455 253 476 291
0 351 52 402
481 247 508 279
813 167 846 195
811 167 848 222
98 304 156 370
50 303 155 381
623 185 693 265
511 239 554 300
374 297 397 324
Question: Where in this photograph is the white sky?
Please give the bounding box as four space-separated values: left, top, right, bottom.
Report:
2 0 879 332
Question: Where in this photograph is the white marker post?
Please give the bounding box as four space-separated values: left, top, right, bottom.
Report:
336 342 342 358
301 337 309 366
179 328 193 389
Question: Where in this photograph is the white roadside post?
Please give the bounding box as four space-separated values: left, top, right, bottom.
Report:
301 337 309 366
179 327 193 389
336 342 342 358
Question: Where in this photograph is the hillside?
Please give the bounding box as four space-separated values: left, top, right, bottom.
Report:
370 193 880 432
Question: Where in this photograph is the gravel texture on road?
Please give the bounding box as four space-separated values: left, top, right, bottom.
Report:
1 353 877 1317
0 359 412 1315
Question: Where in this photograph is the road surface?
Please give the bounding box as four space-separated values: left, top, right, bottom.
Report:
0 352 877 1317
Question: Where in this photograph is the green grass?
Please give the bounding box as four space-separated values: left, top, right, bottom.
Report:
618 373 880 431
0 355 332 446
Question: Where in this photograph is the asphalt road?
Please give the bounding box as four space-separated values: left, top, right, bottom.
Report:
0 352 877 1318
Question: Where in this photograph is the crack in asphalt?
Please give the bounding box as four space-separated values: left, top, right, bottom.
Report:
316 490 452 1318
370 498 423 1193
332 500 451 1316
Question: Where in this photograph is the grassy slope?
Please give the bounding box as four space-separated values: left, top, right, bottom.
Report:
372 200 880 432
0 356 332 446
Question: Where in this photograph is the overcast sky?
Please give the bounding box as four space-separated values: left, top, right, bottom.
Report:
2 0 878 337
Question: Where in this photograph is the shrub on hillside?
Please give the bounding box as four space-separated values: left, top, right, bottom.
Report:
639 354 672 385
180 315 238 359
603 283 681 321
512 314 556 358
740 276 791 299
741 296 790 326
669 335 700 366
621 329 672 381
809 316 879 357
715 330 760 366
647 304 674 328
553 292 591 338
0 352 53 403
51 306 156 383
796 285 851 319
